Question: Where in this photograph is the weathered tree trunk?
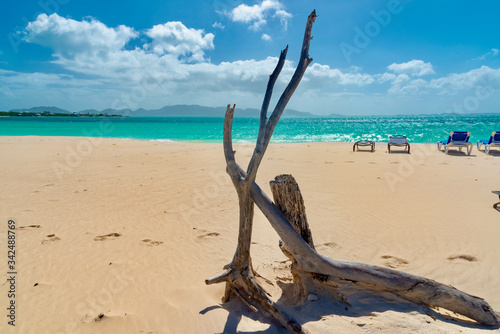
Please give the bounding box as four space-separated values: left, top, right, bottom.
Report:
249 172 500 327
270 174 314 250
206 10 317 333
206 9 500 332
270 174 332 305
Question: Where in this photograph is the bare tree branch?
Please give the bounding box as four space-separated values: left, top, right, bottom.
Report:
263 10 316 145
247 46 289 182
207 8 500 332
222 104 239 184
246 10 317 184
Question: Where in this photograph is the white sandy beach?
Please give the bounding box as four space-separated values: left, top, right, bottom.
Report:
1 136 499 333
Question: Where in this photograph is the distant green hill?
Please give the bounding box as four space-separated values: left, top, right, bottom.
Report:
10 106 72 114
9 105 330 117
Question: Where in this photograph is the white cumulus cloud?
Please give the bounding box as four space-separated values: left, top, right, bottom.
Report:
386 66 500 95
307 63 375 86
225 0 292 31
145 22 214 62
10 14 500 114
387 59 435 77
22 14 218 81
261 33 271 41
428 65 500 93
212 21 225 29
24 14 137 58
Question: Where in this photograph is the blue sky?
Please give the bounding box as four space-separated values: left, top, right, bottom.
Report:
1 0 499 115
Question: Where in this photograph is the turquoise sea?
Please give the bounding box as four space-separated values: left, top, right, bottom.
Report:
0 114 499 144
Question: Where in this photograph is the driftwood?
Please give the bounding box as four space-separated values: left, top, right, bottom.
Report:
256 173 500 327
206 10 500 332
270 174 332 305
270 174 314 250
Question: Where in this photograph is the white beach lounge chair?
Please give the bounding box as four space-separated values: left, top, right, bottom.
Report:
353 140 375 152
388 135 410 153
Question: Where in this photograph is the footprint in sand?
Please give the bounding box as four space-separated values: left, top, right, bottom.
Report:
18 225 41 229
447 254 478 262
381 255 409 268
94 233 121 241
42 234 60 244
142 239 164 246
322 242 338 248
197 232 220 239
193 227 220 239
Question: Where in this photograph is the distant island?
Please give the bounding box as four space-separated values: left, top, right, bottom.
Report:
0 110 122 117
4 106 500 118
5 105 344 118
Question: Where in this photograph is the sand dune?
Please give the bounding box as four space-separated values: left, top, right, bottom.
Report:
1 136 499 333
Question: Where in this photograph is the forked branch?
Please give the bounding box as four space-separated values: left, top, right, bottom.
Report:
247 10 317 184
207 10 318 333
206 8 500 333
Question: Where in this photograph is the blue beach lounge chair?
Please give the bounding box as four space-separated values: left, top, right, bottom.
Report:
388 135 410 153
477 131 500 155
437 131 473 155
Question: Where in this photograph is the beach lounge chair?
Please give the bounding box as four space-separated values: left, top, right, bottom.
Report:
353 140 375 152
477 131 500 155
388 135 410 153
437 131 473 155
493 191 500 211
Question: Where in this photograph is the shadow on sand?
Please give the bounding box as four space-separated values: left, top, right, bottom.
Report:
481 150 500 157
200 275 496 333
439 150 476 157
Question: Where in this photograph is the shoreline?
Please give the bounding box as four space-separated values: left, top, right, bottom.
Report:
1 136 499 333
0 134 496 146
3 135 500 155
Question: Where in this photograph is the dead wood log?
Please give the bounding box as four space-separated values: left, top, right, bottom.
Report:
206 11 317 333
270 174 314 250
247 169 500 327
270 174 333 305
205 8 500 332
